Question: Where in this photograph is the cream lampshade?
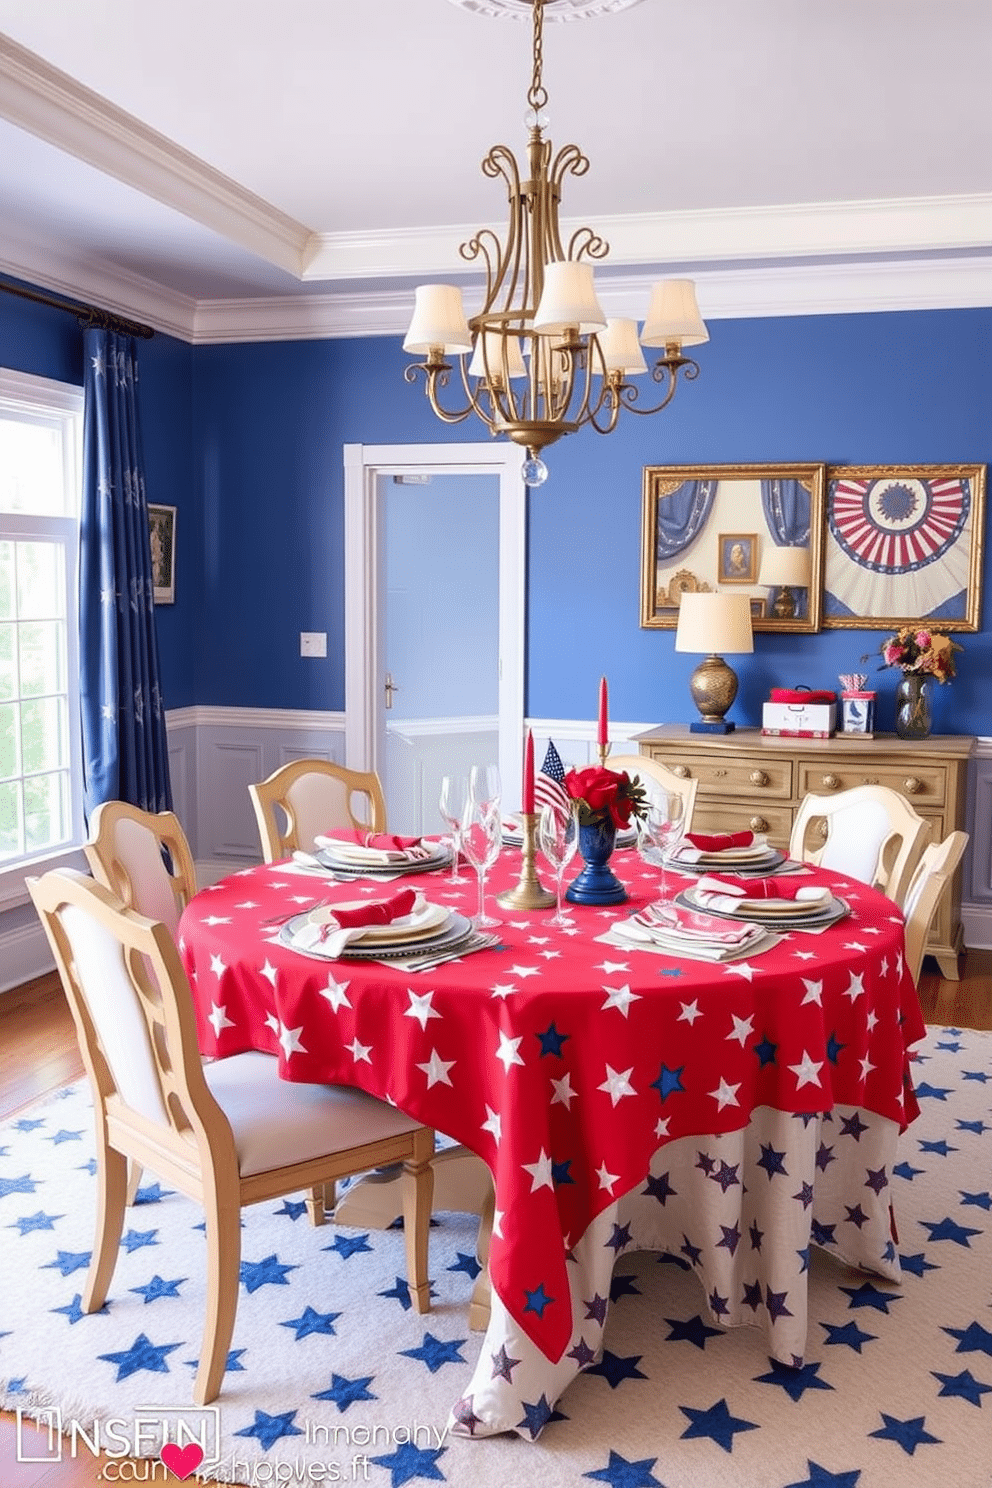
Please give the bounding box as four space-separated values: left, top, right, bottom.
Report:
759 545 811 620
675 592 754 733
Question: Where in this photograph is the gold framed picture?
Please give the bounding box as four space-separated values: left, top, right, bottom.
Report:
148 503 176 604
719 534 758 584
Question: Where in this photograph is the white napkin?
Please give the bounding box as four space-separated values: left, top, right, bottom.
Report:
669 833 769 864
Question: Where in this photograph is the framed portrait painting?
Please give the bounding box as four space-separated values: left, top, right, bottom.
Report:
823 465 986 629
147 504 176 604
640 463 826 633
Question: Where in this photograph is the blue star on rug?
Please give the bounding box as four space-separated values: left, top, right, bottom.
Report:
754 1359 833 1402
234 1409 304 1450
323 1231 373 1260
931 1368 992 1406
868 1413 941 1455
98 1332 183 1381
239 1253 298 1292
129 1274 187 1303
784 1462 862 1487
665 1313 723 1349
274 1197 309 1221
133 1181 173 1204
821 1320 877 1353
679 1397 759 1452
7 1209 63 1235
0 1172 38 1198
585 1350 647 1388
398 1331 466 1373
918 1215 982 1247
311 1372 377 1409
281 1306 341 1340
942 1320 992 1356
119 1227 159 1253
839 1281 902 1314
583 1448 663 1487
51 1292 109 1324
41 1248 91 1276
184 1347 246 1374
369 1441 446 1486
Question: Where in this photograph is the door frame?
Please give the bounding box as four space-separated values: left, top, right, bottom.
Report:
343 441 526 805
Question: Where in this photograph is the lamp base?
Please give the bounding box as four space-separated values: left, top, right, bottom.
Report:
690 719 736 733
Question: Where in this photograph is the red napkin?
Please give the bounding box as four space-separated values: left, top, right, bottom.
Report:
769 688 836 704
329 888 418 929
709 875 812 900
323 829 423 851
684 831 756 851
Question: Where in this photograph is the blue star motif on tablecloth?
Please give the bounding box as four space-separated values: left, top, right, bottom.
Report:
610 1272 642 1302
784 1462 862 1488
679 1397 759 1452
811 1219 837 1246
913 1081 952 1100
273 1198 309 1221
753 1034 778 1067
120 1228 158 1253
369 1441 447 1486
523 1282 554 1317
666 1313 723 1349
240 1253 298 1292
840 1281 901 1313
133 1182 172 1205
8 1209 63 1235
568 1337 597 1369
749 1221 764 1252
585 1293 609 1324
825 1032 845 1064
757 1143 789 1179
98 1332 183 1381
312 1372 376 1409
918 1138 957 1156
234 1410 304 1449
711 1160 741 1194
606 1222 633 1255
893 1160 924 1181
281 1305 341 1340
793 1181 815 1209
709 1288 731 1319
960 1189 992 1210
324 1231 373 1260
47 1129 83 1145
130 1274 186 1303
869 1413 941 1455
644 1172 677 1205
754 1359 833 1401
651 1064 685 1102
680 1235 703 1266
42 1249 91 1275
716 1222 741 1256
491 1343 521 1381
586 1350 647 1388
898 1251 939 1277
931 1368 992 1406
839 1113 868 1141
516 1393 559 1438
942 1320 992 1356
552 1158 574 1186
741 1280 763 1312
0 1173 38 1199
816 1143 836 1173
536 1021 570 1057
399 1331 467 1373
843 1204 869 1229
51 1292 109 1324
583 1448 663 1487
864 1166 888 1194
766 1287 793 1321
918 1215 982 1247
448 1250 482 1279
821 1320 877 1352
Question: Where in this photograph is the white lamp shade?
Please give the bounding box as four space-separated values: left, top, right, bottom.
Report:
641 279 709 348
597 318 648 376
468 329 526 380
532 261 607 336
675 591 754 655
759 545 811 586
403 285 473 355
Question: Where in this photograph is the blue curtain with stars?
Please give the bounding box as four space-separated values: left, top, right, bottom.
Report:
79 327 172 818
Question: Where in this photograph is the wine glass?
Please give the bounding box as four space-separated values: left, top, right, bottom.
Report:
538 800 579 929
461 796 503 929
638 790 685 901
439 775 469 883
469 763 502 823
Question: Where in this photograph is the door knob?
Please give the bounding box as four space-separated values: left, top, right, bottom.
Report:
384 673 400 709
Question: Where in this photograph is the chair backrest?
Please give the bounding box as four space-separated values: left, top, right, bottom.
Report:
608 754 699 831
789 783 930 905
28 869 223 1156
901 829 969 985
249 758 387 862
84 800 197 937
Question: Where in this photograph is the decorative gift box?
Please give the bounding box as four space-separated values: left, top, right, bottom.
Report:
840 690 876 736
762 699 837 738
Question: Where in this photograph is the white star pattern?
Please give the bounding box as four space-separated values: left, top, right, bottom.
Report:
724 961 757 981
654 1116 670 1139
594 960 631 975
844 971 866 1002
709 1077 741 1110
495 1032 525 1073
481 1105 502 1142
207 1003 235 1037
728 1014 755 1047
209 953 226 979
859 1053 877 1081
346 1037 372 1065
598 1064 636 1106
319 977 352 1012
265 1015 307 1057
509 965 540 979
789 1051 823 1088
550 1072 577 1109
792 950 818 961
678 1000 702 1026
417 1049 455 1087
601 983 640 1017
202 915 232 927
490 984 518 1000
260 959 278 987
522 1149 554 1192
405 990 441 1030
596 1162 620 1193
801 979 824 1006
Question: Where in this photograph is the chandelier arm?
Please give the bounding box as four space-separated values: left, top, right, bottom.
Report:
403 362 478 427
566 224 610 264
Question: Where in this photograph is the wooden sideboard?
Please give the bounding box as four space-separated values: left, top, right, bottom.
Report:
636 725 975 978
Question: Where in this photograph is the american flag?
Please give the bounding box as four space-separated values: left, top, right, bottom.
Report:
534 740 570 815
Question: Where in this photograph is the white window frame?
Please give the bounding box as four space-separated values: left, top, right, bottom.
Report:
0 368 85 908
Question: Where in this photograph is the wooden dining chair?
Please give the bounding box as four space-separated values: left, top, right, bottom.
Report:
608 754 699 831
27 868 434 1406
84 799 197 938
900 829 969 985
789 783 930 906
249 758 387 863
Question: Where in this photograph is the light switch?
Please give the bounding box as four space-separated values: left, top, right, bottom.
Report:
300 631 327 658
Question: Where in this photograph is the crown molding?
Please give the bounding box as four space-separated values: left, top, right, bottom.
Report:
0 32 310 276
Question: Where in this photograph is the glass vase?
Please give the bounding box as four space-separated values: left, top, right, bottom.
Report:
894 673 933 740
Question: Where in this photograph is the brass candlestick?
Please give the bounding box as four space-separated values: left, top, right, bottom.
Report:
496 812 556 910
598 740 611 767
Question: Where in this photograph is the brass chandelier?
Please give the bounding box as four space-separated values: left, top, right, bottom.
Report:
403 0 708 486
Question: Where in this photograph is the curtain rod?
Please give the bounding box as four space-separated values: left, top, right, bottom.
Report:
0 277 154 339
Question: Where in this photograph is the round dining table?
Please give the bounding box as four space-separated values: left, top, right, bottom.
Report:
179 842 925 1439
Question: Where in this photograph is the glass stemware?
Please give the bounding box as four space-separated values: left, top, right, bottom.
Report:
439 774 469 883
538 800 579 929
461 795 503 929
638 790 685 901
469 763 502 822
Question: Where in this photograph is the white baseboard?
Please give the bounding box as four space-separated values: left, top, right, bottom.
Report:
961 903 992 952
0 918 54 993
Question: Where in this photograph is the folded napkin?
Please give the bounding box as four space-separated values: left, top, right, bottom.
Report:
696 874 828 902
642 901 757 944
319 829 423 851
769 688 837 704
327 887 418 930
288 889 427 959
684 830 757 851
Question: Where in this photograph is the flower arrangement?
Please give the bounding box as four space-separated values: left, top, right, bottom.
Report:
877 626 962 684
563 766 649 829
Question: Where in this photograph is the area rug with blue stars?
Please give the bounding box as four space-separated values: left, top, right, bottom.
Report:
1 1024 990 1488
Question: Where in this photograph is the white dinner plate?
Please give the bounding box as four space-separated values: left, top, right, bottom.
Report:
676 887 849 930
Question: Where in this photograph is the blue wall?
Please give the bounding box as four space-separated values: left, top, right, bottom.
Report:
3 279 990 736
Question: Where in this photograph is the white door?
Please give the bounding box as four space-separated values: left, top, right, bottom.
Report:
344 442 526 833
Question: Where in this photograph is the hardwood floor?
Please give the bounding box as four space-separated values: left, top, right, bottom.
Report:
2 953 990 1485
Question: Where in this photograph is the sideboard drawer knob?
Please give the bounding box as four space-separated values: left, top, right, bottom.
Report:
750 815 769 833
749 769 769 787
903 776 922 794
822 773 840 790
672 764 690 779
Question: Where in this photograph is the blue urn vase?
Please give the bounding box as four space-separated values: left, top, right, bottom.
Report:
565 817 627 905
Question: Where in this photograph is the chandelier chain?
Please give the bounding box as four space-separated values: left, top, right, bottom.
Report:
527 0 548 112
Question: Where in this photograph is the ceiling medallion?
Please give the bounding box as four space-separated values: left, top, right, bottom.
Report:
446 0 646 18
408 0 706 486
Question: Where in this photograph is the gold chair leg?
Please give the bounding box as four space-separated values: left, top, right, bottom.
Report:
83 1139 128 1313
306 1183 329 1226
195 1174 241 1406
125 1160 142 1206
468 1180 495 1332
402 1130 435 1315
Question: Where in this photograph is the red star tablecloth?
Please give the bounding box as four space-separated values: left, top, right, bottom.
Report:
178 847 925 1375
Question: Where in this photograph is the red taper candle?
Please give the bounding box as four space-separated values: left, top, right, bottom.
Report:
597 676 609 750
523 728 535 813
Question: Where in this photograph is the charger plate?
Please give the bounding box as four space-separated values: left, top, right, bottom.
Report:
676 887 850 931
280 909 473 961
316 841 451 876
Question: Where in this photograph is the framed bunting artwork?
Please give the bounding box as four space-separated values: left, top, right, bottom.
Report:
823 465 986 629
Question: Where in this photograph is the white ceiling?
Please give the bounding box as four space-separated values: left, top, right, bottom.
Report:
1 0 991 342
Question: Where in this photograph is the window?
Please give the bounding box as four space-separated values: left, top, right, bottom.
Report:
0 368 84 874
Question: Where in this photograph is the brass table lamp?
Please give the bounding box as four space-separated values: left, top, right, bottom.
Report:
675 592 754 733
